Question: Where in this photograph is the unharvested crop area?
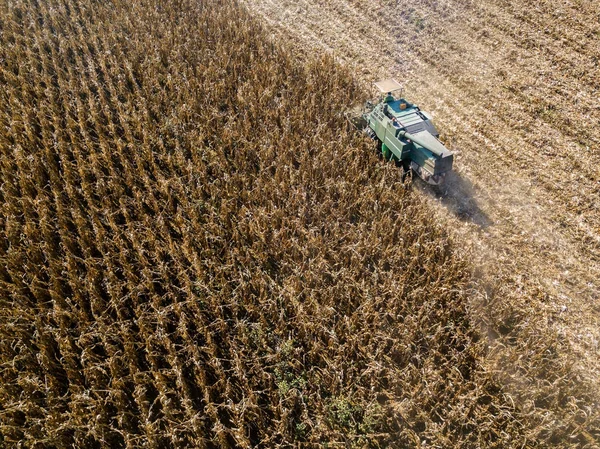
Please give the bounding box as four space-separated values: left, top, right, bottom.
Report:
0 0 598 447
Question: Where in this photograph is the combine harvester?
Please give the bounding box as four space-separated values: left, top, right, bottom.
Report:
350 79 453 185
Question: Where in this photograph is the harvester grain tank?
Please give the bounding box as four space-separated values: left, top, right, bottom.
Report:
352 79 454 185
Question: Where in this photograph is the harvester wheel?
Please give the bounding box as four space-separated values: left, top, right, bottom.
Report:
375 139 383 158
401 165 413 183
382 143 391 160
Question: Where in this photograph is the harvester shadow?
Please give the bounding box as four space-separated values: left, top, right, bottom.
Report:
416 171 492 229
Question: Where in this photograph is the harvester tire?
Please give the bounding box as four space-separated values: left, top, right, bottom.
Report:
382 143 391 161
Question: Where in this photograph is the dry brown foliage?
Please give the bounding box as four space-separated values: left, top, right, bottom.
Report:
0 0 597 448
246 0 600 446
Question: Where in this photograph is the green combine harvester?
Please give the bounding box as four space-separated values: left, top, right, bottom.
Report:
350 79 453 185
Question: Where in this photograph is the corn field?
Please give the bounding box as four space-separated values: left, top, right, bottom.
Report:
0 0 598 447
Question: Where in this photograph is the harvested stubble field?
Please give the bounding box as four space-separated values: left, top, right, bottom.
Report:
0 0 598 448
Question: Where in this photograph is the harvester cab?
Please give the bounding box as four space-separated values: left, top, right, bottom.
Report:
350 79 454 185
